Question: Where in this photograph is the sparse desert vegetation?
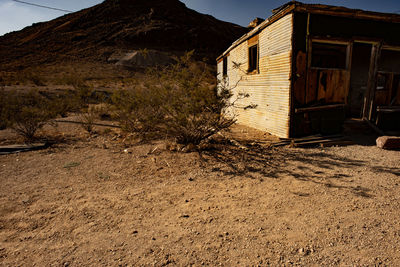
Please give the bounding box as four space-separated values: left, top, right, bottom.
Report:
0 53 242 146
1 116 400 265
1 0 400 265
0 89 59 141
111 53 241 146
1 58 400 265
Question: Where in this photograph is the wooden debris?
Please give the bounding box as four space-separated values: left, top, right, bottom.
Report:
55 120 121 128
229 139 249 150
272 135 353 148
0 143 49 155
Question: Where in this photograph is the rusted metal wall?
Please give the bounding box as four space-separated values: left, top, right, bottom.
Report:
221 14 293 138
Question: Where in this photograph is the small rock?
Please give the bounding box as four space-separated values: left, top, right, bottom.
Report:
124 148 133 154
21 197 30 204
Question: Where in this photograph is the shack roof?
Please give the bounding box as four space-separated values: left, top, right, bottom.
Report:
217 1 400 61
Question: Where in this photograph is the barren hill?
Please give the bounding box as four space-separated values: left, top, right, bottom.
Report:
0 0 247 70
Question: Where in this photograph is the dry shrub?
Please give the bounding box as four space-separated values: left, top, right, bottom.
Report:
77 105 107 134
63 76 95 104
111 85 164 136
61 76 110 134
112 52 246 146
50 90 81 118
15 71 46 86
0 88 9 130
2 89 58 141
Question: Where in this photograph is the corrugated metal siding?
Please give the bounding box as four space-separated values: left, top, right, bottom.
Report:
221 14 293 138
217 61 223 81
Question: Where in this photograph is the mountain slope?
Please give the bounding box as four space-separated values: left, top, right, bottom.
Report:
0 0 247 70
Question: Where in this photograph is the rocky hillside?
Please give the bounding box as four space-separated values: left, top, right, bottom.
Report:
0 0 247 70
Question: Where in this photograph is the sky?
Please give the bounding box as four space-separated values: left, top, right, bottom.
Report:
1 0 400 36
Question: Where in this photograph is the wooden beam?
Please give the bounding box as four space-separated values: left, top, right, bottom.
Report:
311 38 350 45
376 106 400 113
295 6 400 23
382 45 400 52
295 104 345 113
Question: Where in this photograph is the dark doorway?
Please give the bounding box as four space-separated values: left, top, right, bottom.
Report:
348 42 373 118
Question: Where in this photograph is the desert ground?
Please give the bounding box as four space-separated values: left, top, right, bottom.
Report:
0 120 399 266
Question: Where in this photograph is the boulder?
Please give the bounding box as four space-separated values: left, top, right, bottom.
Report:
376 136 400 150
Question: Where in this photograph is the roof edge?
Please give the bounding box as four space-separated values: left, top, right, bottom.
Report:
217 1 400 61
217 2 297 61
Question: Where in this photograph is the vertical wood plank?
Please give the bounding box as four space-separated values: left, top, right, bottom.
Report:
363 43 381 120
306 69 318 104
387 73 394 105
294 51 307 105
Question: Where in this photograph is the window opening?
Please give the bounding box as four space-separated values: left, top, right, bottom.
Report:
311 42 347 69
223 57 228 76
248 44 259 73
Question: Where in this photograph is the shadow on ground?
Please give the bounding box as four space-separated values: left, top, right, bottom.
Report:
343 119 380 146
200 140 396 198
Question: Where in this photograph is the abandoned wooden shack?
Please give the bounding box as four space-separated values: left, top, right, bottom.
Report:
217 1 400 138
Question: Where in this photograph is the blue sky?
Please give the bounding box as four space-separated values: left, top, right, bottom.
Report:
1 0 399 36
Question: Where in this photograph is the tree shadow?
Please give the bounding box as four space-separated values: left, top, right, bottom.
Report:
200 141 375 198
370 166 400 177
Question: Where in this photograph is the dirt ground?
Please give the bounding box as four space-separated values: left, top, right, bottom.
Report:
1 121 400 266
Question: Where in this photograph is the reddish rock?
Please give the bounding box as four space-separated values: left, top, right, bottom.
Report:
376 136 400 150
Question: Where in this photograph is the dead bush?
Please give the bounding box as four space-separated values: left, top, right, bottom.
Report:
0 88 9 130
15 71 46 86
63 76 94 105
112 52 250 146
77 105 106 134
111 85 164 137
4 90 58 141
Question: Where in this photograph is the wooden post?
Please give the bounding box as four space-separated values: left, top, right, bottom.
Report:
387 73 394 106
363 42 381 120
305 13 311 104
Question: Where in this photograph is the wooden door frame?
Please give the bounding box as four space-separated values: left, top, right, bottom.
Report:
362 42 382 120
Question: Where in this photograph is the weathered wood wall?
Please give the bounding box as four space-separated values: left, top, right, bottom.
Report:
291 12 400 136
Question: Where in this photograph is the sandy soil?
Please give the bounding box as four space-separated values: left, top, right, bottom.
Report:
1 122 400 266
